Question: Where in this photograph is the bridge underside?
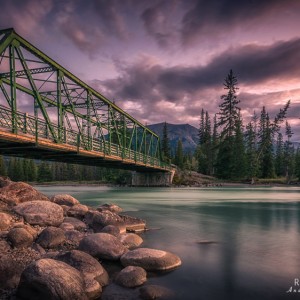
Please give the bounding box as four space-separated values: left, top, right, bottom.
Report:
0 129 167 172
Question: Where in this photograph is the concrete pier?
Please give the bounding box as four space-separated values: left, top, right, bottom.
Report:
131 170 175 187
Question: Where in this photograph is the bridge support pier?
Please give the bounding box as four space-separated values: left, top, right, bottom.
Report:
131 170 175 187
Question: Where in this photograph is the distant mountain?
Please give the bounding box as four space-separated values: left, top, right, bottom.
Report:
147 123 198 154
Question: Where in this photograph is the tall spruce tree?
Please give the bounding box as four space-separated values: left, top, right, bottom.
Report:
245 119 258 182
284 121 294 183
216 70 240 179
275 133 284 177
174 139 184 169
161 122 171 162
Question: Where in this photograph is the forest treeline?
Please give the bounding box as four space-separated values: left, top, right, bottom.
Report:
0 156 131 184
162 70 300 183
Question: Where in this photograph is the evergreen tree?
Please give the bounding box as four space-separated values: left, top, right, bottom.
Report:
216 70 240 178
275 133 284 177
232 114 246 179
198 109 205 145
245 120 258 182
284 121 294 183
218 69 240 138
38 161 52 182
28 159 37 182
161 122 171 162
295 148 300 180
0 155 6 176
174 139 184 169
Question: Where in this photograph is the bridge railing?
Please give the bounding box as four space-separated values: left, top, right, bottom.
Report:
0 105 170 170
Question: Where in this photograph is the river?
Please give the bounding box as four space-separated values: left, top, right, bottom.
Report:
36 185 300 300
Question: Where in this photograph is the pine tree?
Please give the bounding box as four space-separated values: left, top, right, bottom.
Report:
232 114 246 179
161 122 171 162
0 155 6 176
38 161 52 182
218 69 240 138
198 109 205 145
275 133 284 177
216 70 240 178
284 121 294 183
174 139 184 169
28 159 37 182
245 120 258 182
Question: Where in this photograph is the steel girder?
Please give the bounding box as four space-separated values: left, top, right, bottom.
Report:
0 28 168 170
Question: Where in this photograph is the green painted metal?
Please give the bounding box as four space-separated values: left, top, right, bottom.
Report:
0 28 169 171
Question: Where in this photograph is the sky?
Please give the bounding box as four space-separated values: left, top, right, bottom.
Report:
1 0 300 139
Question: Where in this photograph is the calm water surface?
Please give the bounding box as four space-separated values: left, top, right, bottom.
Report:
36 185 300 300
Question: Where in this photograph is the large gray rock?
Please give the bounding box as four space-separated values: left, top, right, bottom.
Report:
36 226 65 249
0 181 48 205
101 225 120 236
97 203 123 214
14 200 64 226
67 204 89 218
119 214 146 232
0 255 24 289
64 229 85 245
13 223 38 239
0 212 12 230
115 266 147 288
63 217 87 230
17 258 88 300
56 250 109 299
7 227 33 248
120 233 143 249
85 210 123 232
79 233 127 260
51 194 80 206
121 248 181 271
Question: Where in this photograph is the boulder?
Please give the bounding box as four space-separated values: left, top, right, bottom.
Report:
13 224 38 239
17 258 88 300
0 239 11 252
64 230 85 245
115 266 147 288
119 214 146 232
101 225 120 236
50 194 80 206
85 210 122 232
14 200 64 226
63 217 87 230
0 181 48 205
56 250 109 287
31 243 46 255
121 248 181 271
7 227 33 248
36 227 65 249
67 204 89 218
0 212 12 230
60 222 75 231
79 233 127 260
139 285 174 300
97 203 123 214
0 255 24 289
119 233 143 249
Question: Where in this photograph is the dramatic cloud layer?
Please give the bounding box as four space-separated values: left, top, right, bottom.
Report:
1 0 300 138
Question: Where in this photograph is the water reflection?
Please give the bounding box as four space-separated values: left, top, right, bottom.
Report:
36 186 300 300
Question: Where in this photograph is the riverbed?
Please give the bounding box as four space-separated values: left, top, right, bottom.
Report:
36 185 300 300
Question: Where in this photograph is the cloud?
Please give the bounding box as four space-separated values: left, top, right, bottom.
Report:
95 37 300 126
180 0 300 46
141 1 179 49
0 0 53 37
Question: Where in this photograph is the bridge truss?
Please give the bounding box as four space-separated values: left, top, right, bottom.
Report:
0 28 169 172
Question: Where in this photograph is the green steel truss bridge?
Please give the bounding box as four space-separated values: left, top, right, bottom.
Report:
0 28 170 173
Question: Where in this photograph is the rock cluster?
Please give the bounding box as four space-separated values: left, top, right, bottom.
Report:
0 176 181 299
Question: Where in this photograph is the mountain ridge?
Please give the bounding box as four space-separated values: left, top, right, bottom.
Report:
147 122 198 154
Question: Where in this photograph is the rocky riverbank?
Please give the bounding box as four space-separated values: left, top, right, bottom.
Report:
0 177 181 300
